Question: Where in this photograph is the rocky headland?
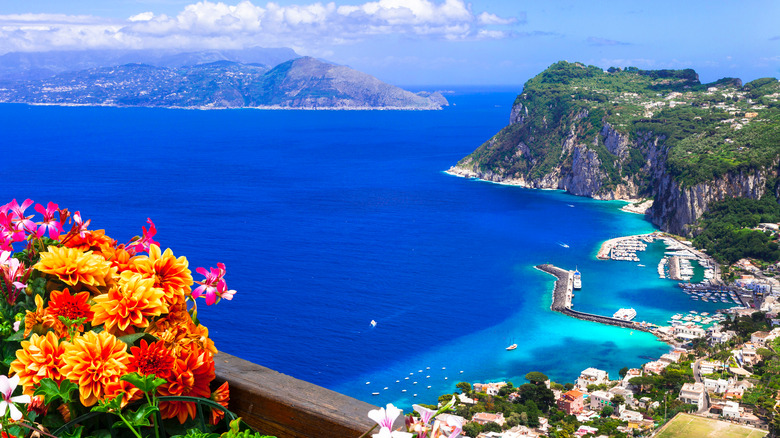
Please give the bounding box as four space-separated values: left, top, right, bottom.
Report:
448 61 780 236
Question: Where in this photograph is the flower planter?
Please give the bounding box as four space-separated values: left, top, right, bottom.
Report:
215 353 378 438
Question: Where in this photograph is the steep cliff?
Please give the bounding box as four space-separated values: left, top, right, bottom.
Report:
450 61 780 235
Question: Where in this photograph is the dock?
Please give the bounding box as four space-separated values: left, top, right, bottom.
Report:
536 264 653 333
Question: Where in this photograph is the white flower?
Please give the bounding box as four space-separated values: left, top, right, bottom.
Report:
368 403 403 429
372 426 414 438
0 375 30 421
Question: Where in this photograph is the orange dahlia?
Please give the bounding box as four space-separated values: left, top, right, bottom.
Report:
62 229 116 251
130 245 192 308
209 381 230 425
60 331 130 406
158 347 215 423
103 379 142 408
96 243 134 272
34 246 115 288
91 271 167 334
46 288 94 331
146 313 216 356
9 331 65 396
129 339 175 380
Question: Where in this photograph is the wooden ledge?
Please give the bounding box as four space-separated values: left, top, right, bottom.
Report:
215 353 378 438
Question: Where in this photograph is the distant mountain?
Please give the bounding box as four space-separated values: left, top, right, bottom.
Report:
0 47 300 81
0 56 447 109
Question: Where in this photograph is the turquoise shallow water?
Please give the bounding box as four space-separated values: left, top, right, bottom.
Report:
0 90 734 411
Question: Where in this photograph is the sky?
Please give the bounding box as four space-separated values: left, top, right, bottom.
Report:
0 0 778 86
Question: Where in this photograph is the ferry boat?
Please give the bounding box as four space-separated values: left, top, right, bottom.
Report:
613 308 637 321
572 268 582 290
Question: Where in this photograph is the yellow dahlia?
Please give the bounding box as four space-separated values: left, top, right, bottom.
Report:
23 294 64 338
34 246 115 288
60 331 130 407
92 271 167 334
130 245 192 308
9 331 66 396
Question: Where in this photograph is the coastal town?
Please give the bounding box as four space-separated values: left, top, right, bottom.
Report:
419 230 780 438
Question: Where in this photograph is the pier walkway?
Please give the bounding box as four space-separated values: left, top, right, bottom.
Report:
536 264 652 333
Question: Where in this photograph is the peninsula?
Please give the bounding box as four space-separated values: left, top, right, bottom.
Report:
447 61 780 238
0 55 447 110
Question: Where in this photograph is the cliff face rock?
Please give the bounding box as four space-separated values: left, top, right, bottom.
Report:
652 166 779 234
449 61 780 235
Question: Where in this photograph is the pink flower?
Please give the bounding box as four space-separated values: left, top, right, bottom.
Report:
1 250 28 304
35 202 63 239
5 199 35 234
127 218 159 254
72 211 91 238
0 212 26 250
193 262 235 305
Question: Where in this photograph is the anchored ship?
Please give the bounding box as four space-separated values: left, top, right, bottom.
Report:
613 308 637 321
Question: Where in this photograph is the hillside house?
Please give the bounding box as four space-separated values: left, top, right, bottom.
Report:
472 412 505 426
557 389 585 415
679 382 706 410
576 367 609 390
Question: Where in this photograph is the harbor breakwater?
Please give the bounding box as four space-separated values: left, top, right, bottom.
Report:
536 264 652 333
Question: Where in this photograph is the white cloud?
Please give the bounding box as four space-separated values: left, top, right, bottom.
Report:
0 0 519 54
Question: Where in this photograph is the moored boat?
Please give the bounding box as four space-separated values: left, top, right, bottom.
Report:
613 308 637 321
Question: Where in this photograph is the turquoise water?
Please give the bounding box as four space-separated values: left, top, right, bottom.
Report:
0 90 731 410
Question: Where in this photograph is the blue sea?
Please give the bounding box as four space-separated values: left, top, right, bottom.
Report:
0 89 730 409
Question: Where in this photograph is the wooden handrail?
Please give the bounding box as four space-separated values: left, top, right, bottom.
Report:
215 353 378 438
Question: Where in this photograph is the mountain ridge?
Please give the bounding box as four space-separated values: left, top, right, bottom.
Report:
0 56 447 110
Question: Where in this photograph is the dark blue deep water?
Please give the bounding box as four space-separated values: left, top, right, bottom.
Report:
0 91 723 408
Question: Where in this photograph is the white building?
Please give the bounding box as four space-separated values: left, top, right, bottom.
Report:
703 378 728 394
589 390 613 412
674 325 706 340
679 383 706 410
576 368 609 390
722 401 741 419
698 361 725 375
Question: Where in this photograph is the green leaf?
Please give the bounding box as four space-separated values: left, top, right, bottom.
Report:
33 378 77 405
117 332 156 347
6 329 25 341
59 425 85 438
91 394 124 413
126 404 158 427
121 372 166 393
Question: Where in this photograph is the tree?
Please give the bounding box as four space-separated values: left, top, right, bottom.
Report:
462 422 482 438
518 383 556 412
525 371 549 385
601 405 614 417
619 367 629 379
456 382 472 394
438 393 455 405
611 394 625 407
483 421 502 432
564 382 574 390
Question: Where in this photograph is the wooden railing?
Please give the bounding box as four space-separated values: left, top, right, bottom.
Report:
215 353 378 438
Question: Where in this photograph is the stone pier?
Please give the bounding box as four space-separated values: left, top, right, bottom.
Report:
536 264 652 333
